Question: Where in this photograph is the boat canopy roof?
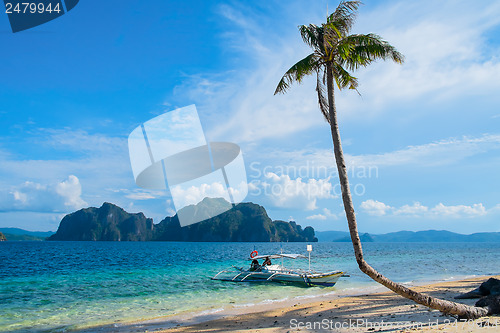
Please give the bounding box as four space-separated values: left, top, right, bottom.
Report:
249 253 307 260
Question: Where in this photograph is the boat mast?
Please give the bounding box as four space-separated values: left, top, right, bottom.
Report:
280 243 283 267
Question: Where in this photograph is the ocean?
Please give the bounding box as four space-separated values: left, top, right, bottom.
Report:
1 241 499 332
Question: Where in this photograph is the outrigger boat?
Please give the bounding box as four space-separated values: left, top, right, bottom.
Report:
211 251 345 287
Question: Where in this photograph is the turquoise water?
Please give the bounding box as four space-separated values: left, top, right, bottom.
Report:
1 241 499 332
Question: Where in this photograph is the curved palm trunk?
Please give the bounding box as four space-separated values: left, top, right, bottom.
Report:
325 63 488 320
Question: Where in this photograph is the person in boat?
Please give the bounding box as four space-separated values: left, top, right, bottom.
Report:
262 257 272 266
250 259 261 271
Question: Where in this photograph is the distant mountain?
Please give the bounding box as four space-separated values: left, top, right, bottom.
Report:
48 202 154 241
372 230 500 242
0 228 54 241
334 233 374 243
318 230 500 242
0 228 54 238
48 199 318 242
2 233 45 241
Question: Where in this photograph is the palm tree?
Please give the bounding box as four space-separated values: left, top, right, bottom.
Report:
275 0 488 319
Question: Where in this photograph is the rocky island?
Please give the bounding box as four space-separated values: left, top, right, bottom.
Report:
48 199 317 242
48 202 154 241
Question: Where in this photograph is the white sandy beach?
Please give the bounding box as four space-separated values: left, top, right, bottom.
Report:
82 275 500 333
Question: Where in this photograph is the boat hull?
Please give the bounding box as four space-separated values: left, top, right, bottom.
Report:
213 269 343 287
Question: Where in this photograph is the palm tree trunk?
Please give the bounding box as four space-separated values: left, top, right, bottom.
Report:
325 63 488 319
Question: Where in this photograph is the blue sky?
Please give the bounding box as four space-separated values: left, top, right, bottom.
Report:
1 0 500 233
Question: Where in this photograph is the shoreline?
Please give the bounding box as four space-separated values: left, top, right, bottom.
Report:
78 275 500 332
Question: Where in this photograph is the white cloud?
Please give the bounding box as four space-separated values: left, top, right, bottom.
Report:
0 128 147 230
361 199 490 219
322 208 338 219
176 68 323 145
430 203 487 218
55 175 87 209
0 175 87 213
255 134 500 172
336 0 500 117
360 199 393 216
0 128 136 208
393 202 428 217
250 172 336 211
172 4 329 144
347 134 500 168
37 128 125 154
306 208 339 220
170 182 229 208
125 192 156 200
0 128 131 180
112 188 166 201
306 214 326 220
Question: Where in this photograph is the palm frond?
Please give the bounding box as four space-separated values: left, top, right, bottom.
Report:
329 0 362 21
324 0 362 40
299 24 323 51
274 53 320 95
316 70 330 123
338 33 405 71
331 62 359 91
